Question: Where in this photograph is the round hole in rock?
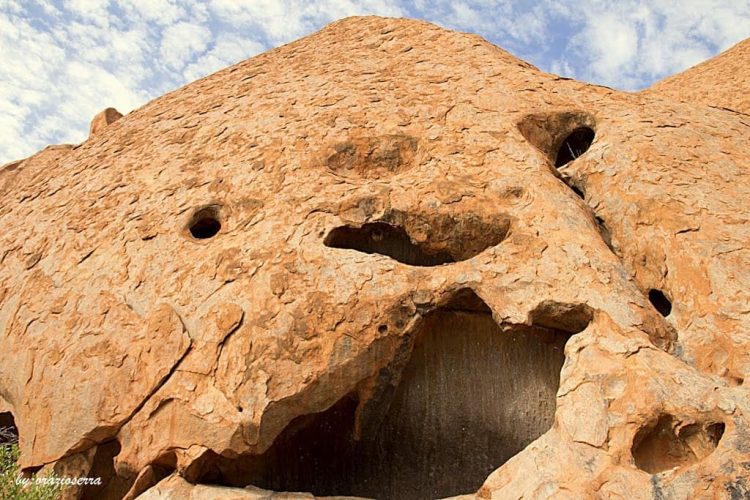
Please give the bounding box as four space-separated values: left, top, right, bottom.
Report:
555 127 595 167
188 208 221 239
632 415 724 474
201 290 571 499
648 289 672 317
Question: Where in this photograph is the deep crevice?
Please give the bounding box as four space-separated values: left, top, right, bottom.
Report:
632 415 724 474
124 454 177 499
648 289 673 317
558 175 617 256
568 181 586 200
595 215 615 252
193 291 571 499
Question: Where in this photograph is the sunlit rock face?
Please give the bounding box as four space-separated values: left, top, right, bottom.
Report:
0 16 748 500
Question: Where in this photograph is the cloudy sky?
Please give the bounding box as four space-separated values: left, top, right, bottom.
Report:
1 0 749 165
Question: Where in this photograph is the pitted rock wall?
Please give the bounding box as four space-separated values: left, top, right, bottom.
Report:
0 16 748 500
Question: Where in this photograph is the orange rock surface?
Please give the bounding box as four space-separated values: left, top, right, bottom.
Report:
646 38 750 114
0 16 748 500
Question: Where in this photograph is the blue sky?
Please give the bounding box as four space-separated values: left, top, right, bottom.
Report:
1 0 749 165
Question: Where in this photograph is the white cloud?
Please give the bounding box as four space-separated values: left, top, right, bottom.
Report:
115 0 187 25
549 0 750 89
159 21 212 70
63 0 111 26
573 11 641 87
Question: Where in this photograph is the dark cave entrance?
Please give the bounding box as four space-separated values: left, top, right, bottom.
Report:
648 289 672 317
199 291 571 499
324 222 455 266
555 127 595 167
324 215 511 267
0 411 17 445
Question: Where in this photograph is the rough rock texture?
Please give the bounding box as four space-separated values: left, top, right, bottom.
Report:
89 107 124 137
645 38 750 114
137 473 350 499
0 16 749 500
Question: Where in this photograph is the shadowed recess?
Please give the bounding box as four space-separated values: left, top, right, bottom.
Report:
194 291 571 499
554 127 595 167
528 301 594 334
324 215 510 266
0 412 17 445
81 440 132 500
516 111 596 168
632 415 724 474
648 289 672 317
326 134 419 179
188 206 221 239
324 222 454 266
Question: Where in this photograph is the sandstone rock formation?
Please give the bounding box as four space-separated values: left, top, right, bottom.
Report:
89 107 124 138
0 16 749 500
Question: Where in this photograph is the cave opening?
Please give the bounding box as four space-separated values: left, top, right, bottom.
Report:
324 215 510 267
555 127 595 167
648 289 673 317
199 291 571 499
324 222 455 266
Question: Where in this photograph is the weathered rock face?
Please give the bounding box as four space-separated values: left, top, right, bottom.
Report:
645 38 750 114
0 16 748 500
89 107 124 138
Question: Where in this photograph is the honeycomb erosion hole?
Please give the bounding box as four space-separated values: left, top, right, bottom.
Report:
516 111 596 168
554 127 595 167
193 292 573 499
324 222 455 266
324 217 510 266
632 415 724 474
649 289 673 317
188 207 221 239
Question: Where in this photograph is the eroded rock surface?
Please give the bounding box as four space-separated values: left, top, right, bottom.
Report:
0 16 748 500
89 107 124 137
645 38 750 114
